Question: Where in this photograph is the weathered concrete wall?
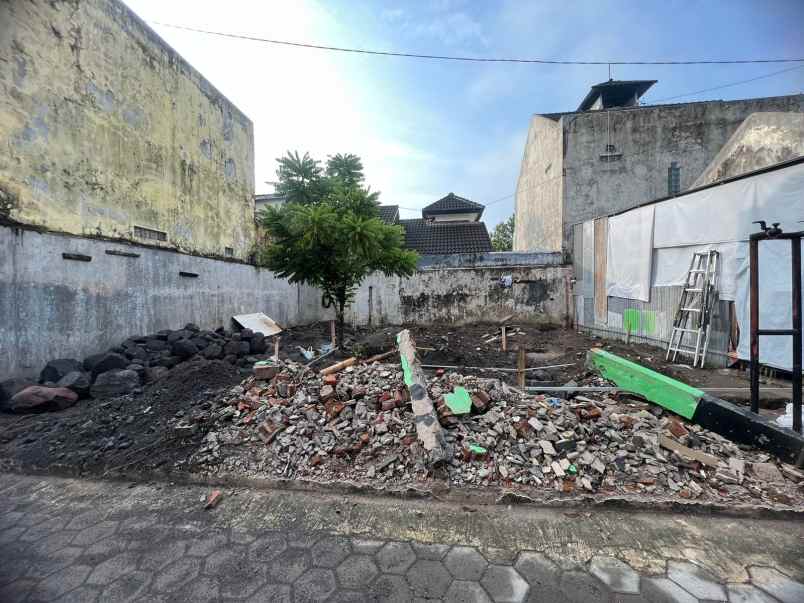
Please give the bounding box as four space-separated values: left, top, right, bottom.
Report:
513 115 563 252
514 94 804 254
693 112 804 187
0 0 255 258
0 225 317 379
343 261 571 328
558 95 804 252
1 225 571 379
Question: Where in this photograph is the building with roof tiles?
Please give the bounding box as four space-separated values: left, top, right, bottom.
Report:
379 193 492 255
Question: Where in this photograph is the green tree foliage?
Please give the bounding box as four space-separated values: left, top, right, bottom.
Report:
326 153 364 188
491 215 515 251
258 152 418 346
274 151 329 204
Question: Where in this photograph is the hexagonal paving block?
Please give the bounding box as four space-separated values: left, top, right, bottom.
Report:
371 574 412 603
336 555 379 589
311 536 351 568
152 557 202 593
559 570 609 603
406 559 452 599
328 591 372 603
483 548 518 565
250 533 288 562
445 546 488 581
186 531 228 557
589 556 640 595
412 543 451 560
445 580 493 603
168 575 220 603
748 566 804 603
26 545 84 580
667 561 727 602
206 547 269 599
481 565 530 603
55 585 102 602
245 583 292 602
514 551 560 588
101 571 152 602
268 548 311 584
727 583 779 603
377 542 417 574
138 540 187 572
36 564 93 600
86 552 140 586
640 576 697 603
72 521 120 547
293 568 337 602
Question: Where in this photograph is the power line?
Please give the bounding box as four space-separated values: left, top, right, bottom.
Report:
647 64 804 103
150 22 804 66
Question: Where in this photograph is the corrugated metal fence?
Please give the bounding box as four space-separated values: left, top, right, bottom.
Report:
572 221 732 367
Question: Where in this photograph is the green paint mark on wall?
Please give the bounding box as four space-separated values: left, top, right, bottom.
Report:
623 309 640 333
623 309 656 334
588 349 702 419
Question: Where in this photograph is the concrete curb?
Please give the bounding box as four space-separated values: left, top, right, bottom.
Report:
5 463 803 521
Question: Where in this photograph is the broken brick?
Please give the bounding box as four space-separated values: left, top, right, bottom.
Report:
205 490 223 509
668 419 689 438
323 374 338 386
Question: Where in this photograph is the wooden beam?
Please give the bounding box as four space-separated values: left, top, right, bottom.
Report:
397 329 451 465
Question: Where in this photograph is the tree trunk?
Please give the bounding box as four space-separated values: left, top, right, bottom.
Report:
335 292 346 350
396 329 451 466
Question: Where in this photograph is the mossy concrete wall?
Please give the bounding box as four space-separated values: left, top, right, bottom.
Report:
0 0 255 258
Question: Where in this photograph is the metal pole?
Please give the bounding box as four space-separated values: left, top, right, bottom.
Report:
791 237 802 433
750 238 760 414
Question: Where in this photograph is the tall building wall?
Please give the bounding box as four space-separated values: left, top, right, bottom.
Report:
560 95 804 251
513 115 563 252
513 93 804 254
0 0 256 258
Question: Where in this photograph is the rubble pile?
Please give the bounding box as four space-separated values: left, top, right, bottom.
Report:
188 359 804 507
0 323 274 413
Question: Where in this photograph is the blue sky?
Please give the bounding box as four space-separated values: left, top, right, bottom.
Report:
126 0 804 227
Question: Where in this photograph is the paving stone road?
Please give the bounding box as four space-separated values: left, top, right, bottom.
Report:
1 473 803 602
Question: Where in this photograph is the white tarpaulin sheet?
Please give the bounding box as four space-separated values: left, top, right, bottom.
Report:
653 161 804 248
606 205 654 302
735 239 804 372
652 242 742 301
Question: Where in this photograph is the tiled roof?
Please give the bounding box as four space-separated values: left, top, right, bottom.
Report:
422 193 484 216
377 205 399 225
401 219 492 255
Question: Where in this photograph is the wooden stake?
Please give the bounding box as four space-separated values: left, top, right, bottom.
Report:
517 347 526 388
273 336 281 360
501 325 507 352
330 320 336 348
320 356 357 375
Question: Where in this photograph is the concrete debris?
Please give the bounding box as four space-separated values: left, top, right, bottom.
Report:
179 354 803 507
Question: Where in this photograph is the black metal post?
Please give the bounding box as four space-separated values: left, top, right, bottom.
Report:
791 238 802 433
750 238 760 414
749 224 803 433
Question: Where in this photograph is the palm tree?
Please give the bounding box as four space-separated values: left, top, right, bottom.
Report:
326 153 364 188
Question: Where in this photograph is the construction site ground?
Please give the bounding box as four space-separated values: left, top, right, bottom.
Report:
1 322 800 516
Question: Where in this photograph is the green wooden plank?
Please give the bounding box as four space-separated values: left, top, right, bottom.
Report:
588 349 703 419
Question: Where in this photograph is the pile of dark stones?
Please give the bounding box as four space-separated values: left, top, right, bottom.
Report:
0 323 271 413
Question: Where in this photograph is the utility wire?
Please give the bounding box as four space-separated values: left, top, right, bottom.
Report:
150 22 804 66
647 63 804 103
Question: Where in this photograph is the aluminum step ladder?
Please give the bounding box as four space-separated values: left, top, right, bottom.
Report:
666 250 720 367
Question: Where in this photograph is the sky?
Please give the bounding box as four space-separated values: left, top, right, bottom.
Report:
124 0 804 228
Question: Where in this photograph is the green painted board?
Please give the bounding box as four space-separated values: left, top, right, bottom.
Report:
588 349 703 419
444 387 472 415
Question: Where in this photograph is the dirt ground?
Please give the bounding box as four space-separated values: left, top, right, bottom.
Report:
0 321 795 483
